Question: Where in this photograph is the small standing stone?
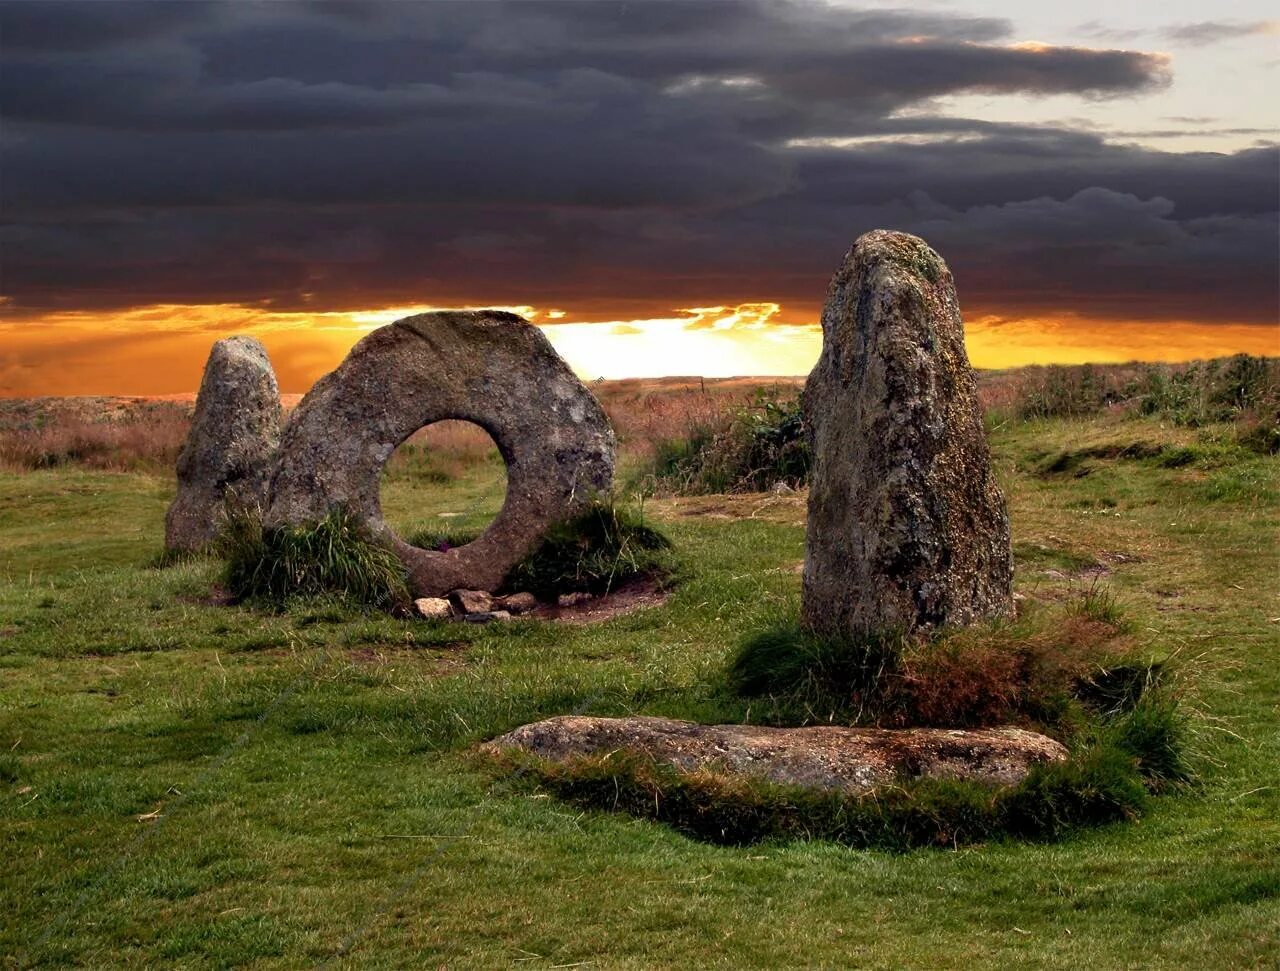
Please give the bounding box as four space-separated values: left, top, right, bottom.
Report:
802 231 1013 636
164 336 281 553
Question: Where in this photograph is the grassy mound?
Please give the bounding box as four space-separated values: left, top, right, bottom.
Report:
491 694 1182 850
504 499 677 598
494 587 1190 848
727 590 1152 731
221 507 411 611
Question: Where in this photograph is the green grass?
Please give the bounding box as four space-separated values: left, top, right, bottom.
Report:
489 731 1151 852
1 408 1278 968
221 507 412 611
503 499 678 597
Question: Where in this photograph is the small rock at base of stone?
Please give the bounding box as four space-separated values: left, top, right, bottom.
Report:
413 597 453 620
496 592 539 615
449 589 494 614
557 592 592 608
465 610 511 624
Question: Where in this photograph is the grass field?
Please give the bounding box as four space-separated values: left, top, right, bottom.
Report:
2 380 1278 967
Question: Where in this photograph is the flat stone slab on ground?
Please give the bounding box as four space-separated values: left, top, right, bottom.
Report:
483 716 1068 795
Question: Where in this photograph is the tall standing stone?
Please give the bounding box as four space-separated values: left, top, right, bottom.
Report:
802 230 1012 637
164 336 281 552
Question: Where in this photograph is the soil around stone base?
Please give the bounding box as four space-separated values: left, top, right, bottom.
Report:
524 577 670 625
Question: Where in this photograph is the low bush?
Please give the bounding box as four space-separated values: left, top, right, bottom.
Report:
221 507 411 611
641 389 809 495
1013 364 1130 420
503 499 677 598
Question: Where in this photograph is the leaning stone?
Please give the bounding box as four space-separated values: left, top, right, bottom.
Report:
413 597 453 620
265 311 615 596
449 589 493 615
164 336 281 553
496 592 539 615
802 230 1013 636
483 716 1067 794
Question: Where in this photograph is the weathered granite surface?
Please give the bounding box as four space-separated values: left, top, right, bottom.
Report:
266 310 615 595
483 715 1067 794
165 336 281 552
802 230 1013 636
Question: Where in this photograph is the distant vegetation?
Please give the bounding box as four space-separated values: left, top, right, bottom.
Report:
4 356 1275 478
1004 355 1279 454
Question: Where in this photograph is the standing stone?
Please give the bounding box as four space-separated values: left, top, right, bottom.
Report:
802 230 1012 636
266 310 615 596
165 336 281 552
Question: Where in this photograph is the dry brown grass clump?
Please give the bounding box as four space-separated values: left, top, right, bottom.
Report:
729 588 1149 732
0 399 192 472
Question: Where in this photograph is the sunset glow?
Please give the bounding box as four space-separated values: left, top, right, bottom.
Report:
2 302 1274 397
2 1 1276 397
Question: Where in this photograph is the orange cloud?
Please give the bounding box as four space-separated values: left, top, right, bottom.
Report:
1 301 1275 397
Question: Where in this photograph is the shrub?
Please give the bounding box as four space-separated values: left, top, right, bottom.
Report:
1236 416 1280 456
1013 364 1127 420
1136 355 1280 427
221 507 411 611
641 389 809 495
503 499 677 598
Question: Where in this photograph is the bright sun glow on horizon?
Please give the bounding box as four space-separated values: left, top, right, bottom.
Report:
0 301 1276 397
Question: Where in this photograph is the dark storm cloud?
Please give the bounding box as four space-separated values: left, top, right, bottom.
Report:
0 0 1274 325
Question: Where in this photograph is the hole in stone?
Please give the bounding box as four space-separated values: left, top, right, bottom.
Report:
380 420 508 551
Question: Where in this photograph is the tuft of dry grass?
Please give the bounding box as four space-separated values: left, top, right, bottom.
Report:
731 590 1151 732
0 401 192 472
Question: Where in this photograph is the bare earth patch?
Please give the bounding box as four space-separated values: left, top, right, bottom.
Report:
525 577 670 625
652 492 808 525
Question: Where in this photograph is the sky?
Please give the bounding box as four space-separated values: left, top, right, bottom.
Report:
1 0 1277 395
